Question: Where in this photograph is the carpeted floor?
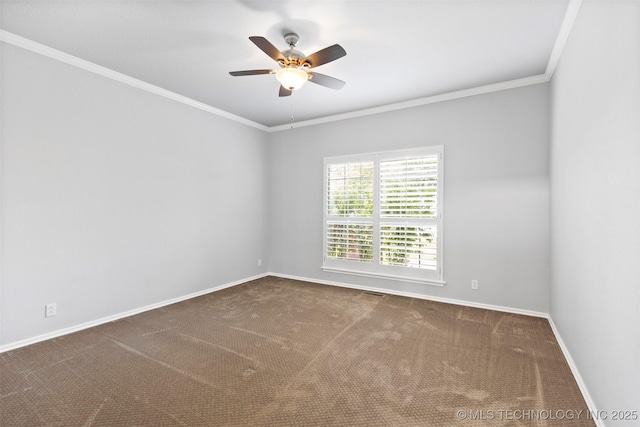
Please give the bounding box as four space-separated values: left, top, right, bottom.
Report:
0 276 594 426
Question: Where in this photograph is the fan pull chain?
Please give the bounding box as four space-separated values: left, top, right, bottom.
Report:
290 101 295 129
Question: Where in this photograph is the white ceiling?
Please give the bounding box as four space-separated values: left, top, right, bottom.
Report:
1 1 571 128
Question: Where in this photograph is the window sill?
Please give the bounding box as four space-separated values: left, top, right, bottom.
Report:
321 266 445 287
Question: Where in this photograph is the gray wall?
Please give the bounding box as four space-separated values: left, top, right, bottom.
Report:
1 44 269 346
268 84 550 313
3 3 638 415
550 0 640 419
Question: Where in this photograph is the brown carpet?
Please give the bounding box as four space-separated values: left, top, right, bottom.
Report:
0 276 594 426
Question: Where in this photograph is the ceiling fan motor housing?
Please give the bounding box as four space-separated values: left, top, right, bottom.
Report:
278 49 307 68
279 33 308 68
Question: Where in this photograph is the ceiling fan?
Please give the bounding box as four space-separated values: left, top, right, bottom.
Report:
229 33 346 97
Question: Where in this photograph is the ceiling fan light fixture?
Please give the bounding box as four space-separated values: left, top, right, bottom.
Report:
275 67 308 91
229 34 346 97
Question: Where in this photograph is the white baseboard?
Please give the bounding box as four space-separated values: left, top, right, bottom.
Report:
0 273 268 354
547 317 603 427
269 272 548 318
0 271 547 354
271 272 601 424
2 271 599 426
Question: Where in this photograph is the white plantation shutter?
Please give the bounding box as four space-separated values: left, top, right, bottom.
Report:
379 224 437 269
326 162 374 218
380 156 438 219
379 154 439 271
325 160 375 265
326 222 373 262
323 146 444 285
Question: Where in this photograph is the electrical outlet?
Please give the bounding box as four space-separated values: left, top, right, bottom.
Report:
45 303 57 317
471 280 478 290
257 258 262 267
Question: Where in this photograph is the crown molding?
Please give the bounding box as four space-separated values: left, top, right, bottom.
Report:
270 0 583 132
545 0 583 78
0 29 269 132
268 74 550 132
1 0 582 132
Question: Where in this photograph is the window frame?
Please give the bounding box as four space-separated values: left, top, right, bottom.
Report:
322 146 445 286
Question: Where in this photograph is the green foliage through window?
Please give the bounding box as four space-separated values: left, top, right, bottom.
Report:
324 148 442 276
327 162 374 217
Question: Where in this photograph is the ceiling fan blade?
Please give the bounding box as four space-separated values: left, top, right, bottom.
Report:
249 36 285 63
308 72 346 90
279 86 292 97
303 44 346 68
229 69 274 76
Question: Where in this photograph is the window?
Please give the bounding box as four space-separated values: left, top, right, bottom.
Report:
323 146 444 285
